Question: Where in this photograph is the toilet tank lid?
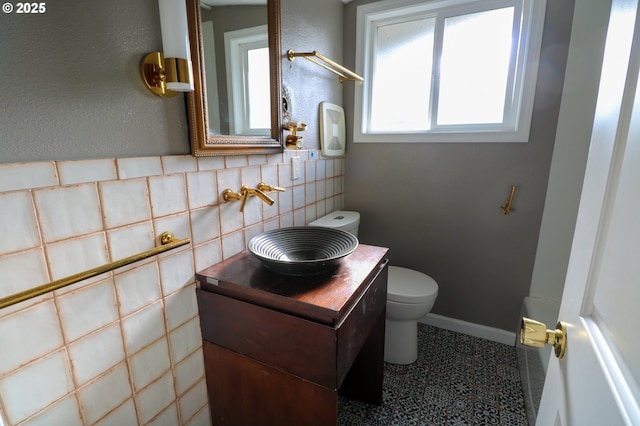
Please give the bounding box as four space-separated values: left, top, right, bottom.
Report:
309 211 360 230
387 266 438 303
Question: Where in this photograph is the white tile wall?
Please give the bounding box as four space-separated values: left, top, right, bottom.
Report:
68 323 125 386
0 351 73 424
0 191 40 254
78 363 131 425
0 151 344 426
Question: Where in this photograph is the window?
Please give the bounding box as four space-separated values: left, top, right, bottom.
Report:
225 25 270 136
353 0 547 143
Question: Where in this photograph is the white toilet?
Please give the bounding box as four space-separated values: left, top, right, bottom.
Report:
310 211 439 365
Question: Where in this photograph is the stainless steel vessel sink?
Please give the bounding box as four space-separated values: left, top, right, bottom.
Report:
247 226 358 276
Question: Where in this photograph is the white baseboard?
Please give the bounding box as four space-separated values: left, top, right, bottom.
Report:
419 313 517 346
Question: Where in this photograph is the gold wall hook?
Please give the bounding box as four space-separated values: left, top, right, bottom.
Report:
520 317 567 359
501 185 518 215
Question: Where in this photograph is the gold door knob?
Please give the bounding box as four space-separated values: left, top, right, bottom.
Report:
520 317 567 359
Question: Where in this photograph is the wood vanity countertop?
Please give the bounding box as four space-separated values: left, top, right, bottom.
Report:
195 244 389 326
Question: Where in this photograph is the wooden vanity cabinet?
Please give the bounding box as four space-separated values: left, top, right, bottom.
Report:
195 244 389 426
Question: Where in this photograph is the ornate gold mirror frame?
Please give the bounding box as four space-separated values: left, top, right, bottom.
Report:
185 0 283 156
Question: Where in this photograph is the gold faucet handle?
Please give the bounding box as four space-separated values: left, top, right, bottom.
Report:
257 182 285 192
222 189 243 202
239 185 251 212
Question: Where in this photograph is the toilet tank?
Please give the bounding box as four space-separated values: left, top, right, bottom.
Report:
309 211 360 237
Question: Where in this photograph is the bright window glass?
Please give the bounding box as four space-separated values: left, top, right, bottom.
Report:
438 7 515 125
371 17 435 132
247 47 270 129
354 0 546 143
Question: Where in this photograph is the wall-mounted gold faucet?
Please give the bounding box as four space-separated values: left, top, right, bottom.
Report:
223 182 285 212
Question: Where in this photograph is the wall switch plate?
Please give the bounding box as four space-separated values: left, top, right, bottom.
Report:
291 157 301 180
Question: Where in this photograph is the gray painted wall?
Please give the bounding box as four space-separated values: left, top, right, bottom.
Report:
280 0 345 150
0 0 191 163
342 0 575 331
0 0 340 163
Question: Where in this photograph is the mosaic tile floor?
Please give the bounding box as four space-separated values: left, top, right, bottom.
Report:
338 324 528 425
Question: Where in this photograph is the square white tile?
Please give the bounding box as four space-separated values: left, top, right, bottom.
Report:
0 351 73 425
179 379 208 424
158 251 195 297
164 286 198 331
189 207 220 245
0 301 63 375
20 394 83 426
161 155 197 175
117 157 162 179
196 156 225 171
0 191 40 255
93 399 137 426
184 406 211 426
57 159 117 186
292 185 305 210
99 178 151 229
220 231 244 260
77 362 132 425
68 323 125 386
168 318 202 365
135 371 175 424
46 233 109 284
129 338 171 392
148 175 188 218
147 403 179 426
192 240 221 273
0 248 48 301
107 222 155 262
224 155 248 169
34 184 103 243
121 301 166 355
114 262 161 317
186 171 218 209
174 349 205 395
305 182 316 205
57 279 118 342
0 161 58 192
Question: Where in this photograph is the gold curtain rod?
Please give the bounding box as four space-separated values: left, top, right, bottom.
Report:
0 231 190 310
287 50 363 83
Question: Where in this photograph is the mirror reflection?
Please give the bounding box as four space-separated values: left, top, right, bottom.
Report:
200 0 270 137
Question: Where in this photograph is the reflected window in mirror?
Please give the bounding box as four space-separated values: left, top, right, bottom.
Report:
187 0 282 156
224 25 270 136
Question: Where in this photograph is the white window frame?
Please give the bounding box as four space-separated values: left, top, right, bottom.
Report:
224 25 270 136
353 0 547 143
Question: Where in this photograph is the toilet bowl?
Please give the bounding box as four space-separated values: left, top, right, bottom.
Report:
385 266 438 364
310 211 439 365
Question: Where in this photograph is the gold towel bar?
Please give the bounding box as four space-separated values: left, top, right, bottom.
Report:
0 231 190 310
287 50 363 83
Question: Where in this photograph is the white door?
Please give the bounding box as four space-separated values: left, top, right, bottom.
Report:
535 0 640 424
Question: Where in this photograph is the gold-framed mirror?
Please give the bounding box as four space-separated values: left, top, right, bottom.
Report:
185 0 283 156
